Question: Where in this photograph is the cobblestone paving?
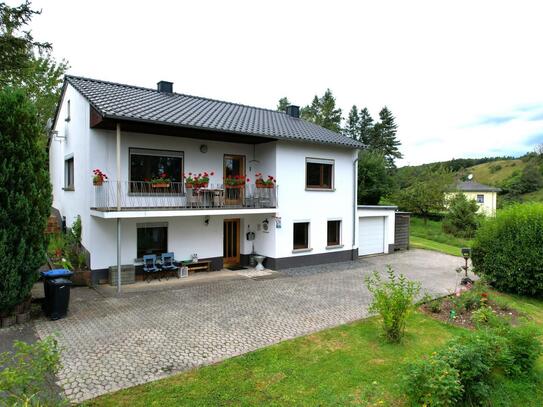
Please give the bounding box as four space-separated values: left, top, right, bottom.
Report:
34 249 462 403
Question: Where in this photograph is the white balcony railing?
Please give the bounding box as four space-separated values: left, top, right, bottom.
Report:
91 181 277 211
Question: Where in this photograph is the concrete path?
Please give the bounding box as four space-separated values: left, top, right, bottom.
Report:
33 249 465 403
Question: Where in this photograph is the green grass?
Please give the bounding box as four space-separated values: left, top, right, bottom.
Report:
410 236 464 257
409 217 472 256
86 292 543 407
469 159 526 186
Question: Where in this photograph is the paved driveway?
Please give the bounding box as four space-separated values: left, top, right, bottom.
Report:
34 249 464 403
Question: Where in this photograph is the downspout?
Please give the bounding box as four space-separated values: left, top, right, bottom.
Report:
352 155 359 260
116 123 121 295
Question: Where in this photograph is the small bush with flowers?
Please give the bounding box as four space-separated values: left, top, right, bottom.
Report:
92 169 107 185
184 171 214 188
224 175 250 188
255 173 276 188
149 172 171 186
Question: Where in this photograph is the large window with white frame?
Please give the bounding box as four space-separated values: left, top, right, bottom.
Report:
306 158 334 190
129 148 183 193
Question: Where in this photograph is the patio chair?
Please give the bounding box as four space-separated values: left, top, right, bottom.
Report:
161 252 179 279
143 254 160 282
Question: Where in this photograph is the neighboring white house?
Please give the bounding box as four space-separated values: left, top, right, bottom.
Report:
49 76 394 284
449 181 501 216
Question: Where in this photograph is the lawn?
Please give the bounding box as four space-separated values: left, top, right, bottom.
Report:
409 216 473 257
87 292 543 406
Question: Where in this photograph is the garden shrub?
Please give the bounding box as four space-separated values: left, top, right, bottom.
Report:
0 89 52 312
403 356 462 406
365 266 421 343
0 336 60 405
443 193 480 238
472 203 543 296
500 325 542 375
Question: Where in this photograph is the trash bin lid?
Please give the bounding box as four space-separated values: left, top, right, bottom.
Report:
50 278 73 285
41 269 73 278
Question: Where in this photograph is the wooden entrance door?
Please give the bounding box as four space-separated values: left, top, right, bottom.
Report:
224 155 245 205
223 218 240 266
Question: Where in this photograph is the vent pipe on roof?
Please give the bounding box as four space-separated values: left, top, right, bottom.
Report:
157 81 173 93
285 105 300 118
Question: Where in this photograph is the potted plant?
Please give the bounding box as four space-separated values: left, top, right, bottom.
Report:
224 175 249 189
150 173 171 188
92 169 108 186
255 173 276 188
184 171 214 188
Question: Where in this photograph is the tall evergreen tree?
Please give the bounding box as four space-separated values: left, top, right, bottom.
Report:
301 89 342 133
344 105 360 140
370 107 402 167
277 97 290 112
0 88 52 311
359 107 374 148
0 1 68 128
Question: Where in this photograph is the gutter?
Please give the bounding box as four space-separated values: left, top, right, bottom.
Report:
352 156 359 258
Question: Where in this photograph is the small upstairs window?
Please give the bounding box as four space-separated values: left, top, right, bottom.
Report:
306 158 334 190
65 100 71 122
64 156 74 190
477 194 484 203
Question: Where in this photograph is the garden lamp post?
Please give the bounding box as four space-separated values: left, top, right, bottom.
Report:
460 247 473 285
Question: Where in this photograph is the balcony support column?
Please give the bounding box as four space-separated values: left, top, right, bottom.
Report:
116 123 122 295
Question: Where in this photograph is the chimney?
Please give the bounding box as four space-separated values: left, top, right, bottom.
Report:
157 81 173 93
285 105 300 118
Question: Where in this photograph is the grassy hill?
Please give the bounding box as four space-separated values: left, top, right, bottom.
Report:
468 159 526 186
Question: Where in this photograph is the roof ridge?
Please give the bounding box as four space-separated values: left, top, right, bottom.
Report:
65 74 295 118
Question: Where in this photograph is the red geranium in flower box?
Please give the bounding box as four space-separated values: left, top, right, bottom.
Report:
255 173 276 188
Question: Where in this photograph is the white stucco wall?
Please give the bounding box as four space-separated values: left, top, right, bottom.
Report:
273 142 357 259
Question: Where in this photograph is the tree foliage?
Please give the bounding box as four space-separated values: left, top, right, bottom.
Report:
391 168 452 219
370 107 402 168
0 0 68 127
358 150 392 205
344 105 360 140
0 88 51 312
300 89 342 133
276 97 290 112
443 193 480 238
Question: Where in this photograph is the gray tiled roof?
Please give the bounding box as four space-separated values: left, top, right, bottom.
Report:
65 76 362 148
455 181 501 192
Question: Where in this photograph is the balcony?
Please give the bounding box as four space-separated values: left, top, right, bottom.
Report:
91 181 277 213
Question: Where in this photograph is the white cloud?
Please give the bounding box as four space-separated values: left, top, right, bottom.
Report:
23 0 543 165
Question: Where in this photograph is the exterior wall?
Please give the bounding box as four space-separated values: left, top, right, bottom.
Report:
446 191 497 216
274 142 357 260
356 207 397 253
49 84 93 249
89 214 275 270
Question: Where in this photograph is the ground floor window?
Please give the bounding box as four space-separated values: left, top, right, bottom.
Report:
327 220 341 246
293 222 310 250
137 222 168 258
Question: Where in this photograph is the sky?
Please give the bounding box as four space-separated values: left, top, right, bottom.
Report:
23 0 543 166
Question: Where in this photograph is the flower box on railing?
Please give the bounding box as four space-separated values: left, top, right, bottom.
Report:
256 182 274 189
225 184 245 189
93 179 103 186
151 182 171 188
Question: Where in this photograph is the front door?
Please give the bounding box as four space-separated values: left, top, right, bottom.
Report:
223 218 240 266
224 155 245 205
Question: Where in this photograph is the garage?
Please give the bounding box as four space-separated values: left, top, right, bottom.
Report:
357 205 397 257
358 216 386 256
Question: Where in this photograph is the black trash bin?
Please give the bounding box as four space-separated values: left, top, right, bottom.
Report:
46 278 72 320
41 269 73 319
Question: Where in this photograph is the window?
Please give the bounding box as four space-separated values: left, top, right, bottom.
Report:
65 100 71 122
129 148 183 192
293 222 310 250
327 220 341 246
477 194 484 204
64 156 74 190
306 158 334 189
137 223 168 258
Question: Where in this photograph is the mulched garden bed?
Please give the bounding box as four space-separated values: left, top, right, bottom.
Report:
420 289 523 329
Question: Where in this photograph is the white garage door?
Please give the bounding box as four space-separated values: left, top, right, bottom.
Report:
358 217 385 256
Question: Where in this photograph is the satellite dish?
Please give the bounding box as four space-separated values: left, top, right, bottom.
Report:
467 174 473 180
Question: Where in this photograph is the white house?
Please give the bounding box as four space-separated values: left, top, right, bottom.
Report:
49 76 395 285
449 181 501 216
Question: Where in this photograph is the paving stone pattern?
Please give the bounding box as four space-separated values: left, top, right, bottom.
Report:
34 249 462 403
